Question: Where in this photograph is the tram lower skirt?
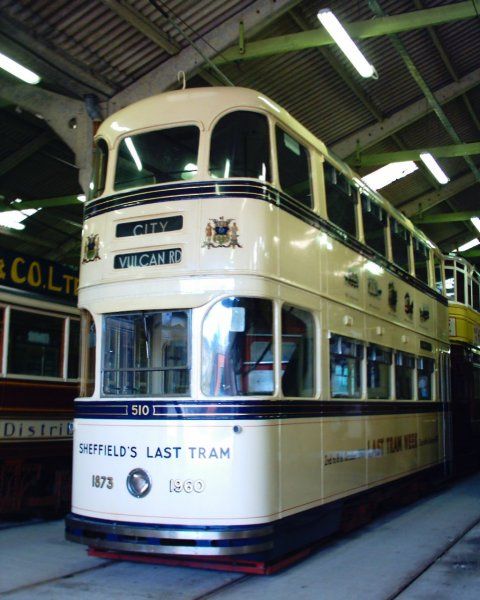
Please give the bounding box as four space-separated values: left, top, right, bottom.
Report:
87 546 315 575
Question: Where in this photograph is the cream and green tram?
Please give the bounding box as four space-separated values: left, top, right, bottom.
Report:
66 87 450 562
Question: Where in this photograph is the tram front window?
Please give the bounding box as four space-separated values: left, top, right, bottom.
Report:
202 298 273 397
209 111 271 181
102 310 190 397
114 126 200 190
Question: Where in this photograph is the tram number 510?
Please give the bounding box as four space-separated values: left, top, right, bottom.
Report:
130 404 150 416
169 479 205 493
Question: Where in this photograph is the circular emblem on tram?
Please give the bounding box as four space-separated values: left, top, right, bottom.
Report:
126 468 151 498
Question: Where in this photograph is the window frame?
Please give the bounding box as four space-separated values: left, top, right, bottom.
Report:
0 304 80 382
101 309 192 398
324 162 359 238
208 109 273 184
113 122 202 192
274 124 313 208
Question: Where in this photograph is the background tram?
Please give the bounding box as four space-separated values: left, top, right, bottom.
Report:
66 87 450 565
0 248 80 517
443 256 480 473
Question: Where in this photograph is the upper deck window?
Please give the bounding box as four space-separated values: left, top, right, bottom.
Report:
209 111 270 181
325 164 357 237
413 238 430 285
114 126 200 191
390 219 411 273
90 139 108 199
361 192 386 257
276 127 312 207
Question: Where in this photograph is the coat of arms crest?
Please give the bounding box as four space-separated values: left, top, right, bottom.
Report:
202 217 242 249
82 233 101 263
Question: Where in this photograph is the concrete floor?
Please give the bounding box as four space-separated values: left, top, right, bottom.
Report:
2 473 480 599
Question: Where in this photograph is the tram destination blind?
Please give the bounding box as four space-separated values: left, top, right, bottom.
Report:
114 248 182 269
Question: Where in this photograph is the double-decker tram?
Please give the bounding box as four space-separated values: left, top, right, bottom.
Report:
443 256 480 473
0 248 80 516
66 87 450 567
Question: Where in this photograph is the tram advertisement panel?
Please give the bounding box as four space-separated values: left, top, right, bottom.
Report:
0 247 78 301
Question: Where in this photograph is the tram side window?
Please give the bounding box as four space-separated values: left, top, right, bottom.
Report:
367 345 391 399
90 139 108 199
202 297 273 397
209 111 270 181
413 238 430 285
275 127 312 207
114 126 200 190
330 335 363 398
102 310 190 397
8 310 63 377
80 312 96 397
281 305 315 397
390 220 410 273
444 261 455 300
456 267 466 304
361 193 386 257
67 318 80 379
325 164 357 237
434 255 444 295
417 357 434 400
473 273 480 311
395 352 415 400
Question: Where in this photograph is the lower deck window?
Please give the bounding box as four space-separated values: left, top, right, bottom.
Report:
202 297 273 396
417 357 434 400
330 335 363 398
395 352 415 399
281 305 315 397
367 345 392 399
102 310 190 396
8 309 64 377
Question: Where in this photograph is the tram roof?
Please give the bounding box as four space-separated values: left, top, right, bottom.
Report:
98 86 439 253
1 1 479 268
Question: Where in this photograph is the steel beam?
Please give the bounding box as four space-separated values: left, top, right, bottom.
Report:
0 15 116 98
214 1 479 64
350 143 480 167
0 131 53 177
109 0 302 110
413 211 480 224
399 172 478 217
0 80 92 193
100 0 180 55
331 68 480 159
0 195 82 213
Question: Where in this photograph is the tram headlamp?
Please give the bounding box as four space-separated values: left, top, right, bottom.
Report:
126 468 151 498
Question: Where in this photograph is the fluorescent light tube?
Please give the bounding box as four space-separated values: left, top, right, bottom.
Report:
0 208 38 230
457 238 480 252
362 161 418 190
317 9 377 79
0 52 40 84
420 153 449 184
470 217 480 234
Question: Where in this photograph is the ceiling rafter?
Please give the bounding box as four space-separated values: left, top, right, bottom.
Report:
399 172 477 217
99 0 180 56
0 13 117 98
350 142 480 167
413 0 480 133
0 131 54 177
413 211 479 224
109 0 303 110
368 0 480 244
214 1 479 64
0 195 82 213
331 67 480 158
